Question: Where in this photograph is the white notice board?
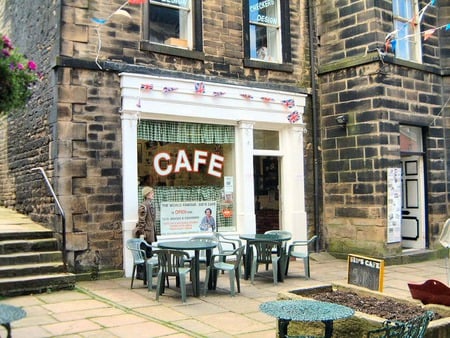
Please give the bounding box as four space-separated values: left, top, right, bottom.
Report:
387 167 402 243
160 201 216 235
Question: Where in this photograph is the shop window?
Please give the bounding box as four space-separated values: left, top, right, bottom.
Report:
243 0 291 64
144 0 202 51
138 121 236 235
392 0 422 63
400 125 423 153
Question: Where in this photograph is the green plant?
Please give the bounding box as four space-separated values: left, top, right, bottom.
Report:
0 34 41 114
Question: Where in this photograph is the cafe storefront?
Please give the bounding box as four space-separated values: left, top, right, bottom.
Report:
120 73 308 276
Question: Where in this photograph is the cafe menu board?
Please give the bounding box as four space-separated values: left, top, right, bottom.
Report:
387 167 402 243
348 254 384 292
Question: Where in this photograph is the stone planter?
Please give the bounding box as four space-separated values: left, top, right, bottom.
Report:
276 283 450 338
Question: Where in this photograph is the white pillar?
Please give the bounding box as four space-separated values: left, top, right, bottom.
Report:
235 121 256 234
121 111 139 277
280 124 308 241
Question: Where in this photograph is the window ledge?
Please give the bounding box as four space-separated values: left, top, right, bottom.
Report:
244 59 293 72
140 41 205 61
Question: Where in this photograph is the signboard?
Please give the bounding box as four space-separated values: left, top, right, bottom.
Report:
387 167 402 243
160 201 216 235
348 254 384 292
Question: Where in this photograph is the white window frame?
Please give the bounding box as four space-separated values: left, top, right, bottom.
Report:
149 0 193 49
392 0 422 63
248 0 282 63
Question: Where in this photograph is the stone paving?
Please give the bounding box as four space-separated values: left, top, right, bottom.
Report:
0 252 448 337
0 206 449 337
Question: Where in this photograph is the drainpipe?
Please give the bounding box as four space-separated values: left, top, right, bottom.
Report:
307 0 321 252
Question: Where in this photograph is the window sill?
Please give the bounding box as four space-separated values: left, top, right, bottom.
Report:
244 59 293 72
140 41 205 61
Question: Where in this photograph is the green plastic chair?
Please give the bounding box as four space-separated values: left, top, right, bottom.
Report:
126 238 158 291
203 245 245 296
249 240 283 285
154 249 193 303
285 235 317 279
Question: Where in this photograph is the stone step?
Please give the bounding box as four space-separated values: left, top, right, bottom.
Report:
0 251 63 265
0 238 59 254
0 273 76 297
0 229 54 241
0 261 65 278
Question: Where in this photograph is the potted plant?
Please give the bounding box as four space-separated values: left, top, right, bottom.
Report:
0 34 41 114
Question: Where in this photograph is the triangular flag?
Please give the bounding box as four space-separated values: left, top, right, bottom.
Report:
424 28 436 41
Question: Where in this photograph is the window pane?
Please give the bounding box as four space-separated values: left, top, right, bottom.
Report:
248 0 281 63
253 130 279 150
400 125 422 152
149 1 191 48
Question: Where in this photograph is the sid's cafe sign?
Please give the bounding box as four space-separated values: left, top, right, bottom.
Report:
154 149 224 178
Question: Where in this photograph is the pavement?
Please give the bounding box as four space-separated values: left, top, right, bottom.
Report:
0 206 449 337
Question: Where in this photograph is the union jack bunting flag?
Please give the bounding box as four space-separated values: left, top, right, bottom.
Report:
240 93 253 100
261 97 275 103
163 87 178 93
282 99 295 108
287 111 300 123
195 82 205 94
140 84 153 92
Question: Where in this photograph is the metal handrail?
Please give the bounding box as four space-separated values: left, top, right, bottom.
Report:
32 167 67 271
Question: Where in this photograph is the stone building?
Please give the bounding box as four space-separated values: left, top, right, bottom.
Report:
0 0 448 276
316 0 450 260
0 0 313 275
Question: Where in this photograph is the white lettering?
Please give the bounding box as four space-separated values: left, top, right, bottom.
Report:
250 0 275 12
257 14 277 25
208 153 224 178
154 152 172 176
174 149 192 173
193 150 208 171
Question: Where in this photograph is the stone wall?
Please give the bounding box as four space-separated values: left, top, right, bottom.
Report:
316 1 449 256
0 0 315 271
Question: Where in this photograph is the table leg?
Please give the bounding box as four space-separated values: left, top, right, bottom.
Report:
244 242 251 280
193 250 200 297
277 319 290 338
1 323 12 338
323 320 333 338
206 248 214 290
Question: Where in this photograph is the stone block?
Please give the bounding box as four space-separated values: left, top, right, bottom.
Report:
56 159 87 178
57 121 86 141
66 232 88 251
58 85 87 104
61 23 88 43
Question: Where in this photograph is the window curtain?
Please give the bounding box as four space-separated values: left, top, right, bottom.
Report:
138 120 235 144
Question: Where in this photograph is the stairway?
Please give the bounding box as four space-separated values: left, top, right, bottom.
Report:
0 207 75 297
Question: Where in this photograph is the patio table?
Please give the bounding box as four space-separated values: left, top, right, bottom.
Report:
239 233 291 280
157 239 217 297
260 299 354 338
0 304 26 338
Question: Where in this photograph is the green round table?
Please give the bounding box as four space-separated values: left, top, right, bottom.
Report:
0 304 26 338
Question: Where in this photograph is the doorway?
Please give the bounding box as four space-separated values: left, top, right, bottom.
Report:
400 125 426 250
254 156 280 233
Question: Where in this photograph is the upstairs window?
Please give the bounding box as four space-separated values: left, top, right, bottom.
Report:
244 0 290 64
147 0 201 50
392 0 422 63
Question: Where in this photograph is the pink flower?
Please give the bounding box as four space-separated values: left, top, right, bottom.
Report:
17 63 24 70
1 48 10 57
27 60 37 71
2 35 13 49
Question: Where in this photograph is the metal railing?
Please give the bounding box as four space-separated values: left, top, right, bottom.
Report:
32 167 67 271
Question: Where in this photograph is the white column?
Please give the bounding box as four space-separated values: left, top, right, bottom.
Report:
121 111 139 277
235 121 256 234
280 124 308 241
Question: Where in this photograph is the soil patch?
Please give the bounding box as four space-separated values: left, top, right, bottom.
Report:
311 290 443 322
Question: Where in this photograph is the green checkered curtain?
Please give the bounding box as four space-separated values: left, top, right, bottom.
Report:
138 120 235 143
